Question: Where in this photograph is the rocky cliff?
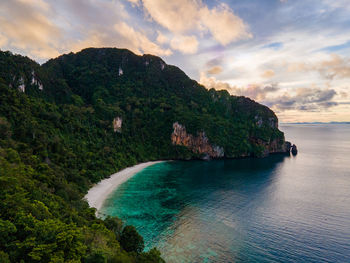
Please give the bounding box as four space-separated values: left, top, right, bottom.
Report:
171 122 224 159
249 136 291 157
171 122 292 159
1 47 295 161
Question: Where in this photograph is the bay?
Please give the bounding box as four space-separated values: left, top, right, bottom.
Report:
101 124 350 262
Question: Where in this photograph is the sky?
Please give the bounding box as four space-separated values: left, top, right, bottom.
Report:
1 0 350 122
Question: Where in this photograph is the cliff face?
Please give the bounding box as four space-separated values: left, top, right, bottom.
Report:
1 48 295 161
171 122 224 159
172 121 291 159
249 137 291 157
172 111 292 159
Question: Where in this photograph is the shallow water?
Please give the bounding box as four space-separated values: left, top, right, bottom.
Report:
101 124 350 262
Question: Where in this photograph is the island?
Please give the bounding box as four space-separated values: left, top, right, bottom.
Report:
0 48 295 262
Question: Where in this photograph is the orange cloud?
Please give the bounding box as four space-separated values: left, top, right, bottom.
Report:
287 54 350 79
140 0 251 45
0 0 62 59
170 35 198 54
199 3 252 45
115 22 172 56
156 31 169 44
207 66 223 75
199 71 339 115
261 69 275 78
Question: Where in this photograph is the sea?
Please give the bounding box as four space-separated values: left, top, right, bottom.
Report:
101 124 350 262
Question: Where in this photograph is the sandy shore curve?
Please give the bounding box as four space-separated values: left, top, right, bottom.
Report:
85 161 164 212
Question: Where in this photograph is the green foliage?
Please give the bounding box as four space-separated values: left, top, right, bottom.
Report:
120 226 145 253
0 48 286 262
136 248 166 263
104 216 124 241
0 251 10 263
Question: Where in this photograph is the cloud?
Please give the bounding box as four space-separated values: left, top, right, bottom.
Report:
199 72 278 100
170 35 198 54
70 22 173 58
0 0 61 58
18 0 49 10
139 0 251 45
0 33 8 47
64 0 172 56
261 69 275 78
199 71 338 112
0 0 175 60
207 66 223 75
206 57 224 68
156 31 168 44
317 54 350 79
114 22 172 56
287 54 350 79
340 91 348 98
199 3 252 45
263 88 338 111
126 0 140 6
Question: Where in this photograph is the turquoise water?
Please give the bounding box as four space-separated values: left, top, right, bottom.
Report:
101 124 350 262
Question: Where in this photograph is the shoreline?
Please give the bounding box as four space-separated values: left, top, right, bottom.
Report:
84 161 164 213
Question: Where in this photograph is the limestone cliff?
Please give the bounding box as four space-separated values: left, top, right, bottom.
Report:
171 122 224 159
249 137 291 157
172 121 292 159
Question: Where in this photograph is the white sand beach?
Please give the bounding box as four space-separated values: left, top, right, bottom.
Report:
85 161 164 212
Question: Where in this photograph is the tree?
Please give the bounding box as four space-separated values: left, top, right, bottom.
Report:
0 251 10 263
137 248 165 263
120 226 144 253
104 216 123 241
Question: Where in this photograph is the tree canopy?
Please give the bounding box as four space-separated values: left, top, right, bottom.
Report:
0 48 286 262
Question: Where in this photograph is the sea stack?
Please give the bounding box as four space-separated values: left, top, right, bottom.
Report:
291 144 298 155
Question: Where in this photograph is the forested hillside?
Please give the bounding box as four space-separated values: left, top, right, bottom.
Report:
0 48 289 262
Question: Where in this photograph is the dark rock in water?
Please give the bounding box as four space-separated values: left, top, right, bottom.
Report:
285 141 292 154
291 144 298 155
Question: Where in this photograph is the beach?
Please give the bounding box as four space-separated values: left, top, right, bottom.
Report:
85 161 164 212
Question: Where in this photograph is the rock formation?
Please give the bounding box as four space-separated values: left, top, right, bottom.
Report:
171 122 224 159
250 137 292 157
118 67 123 76
291 144 298 155
18 76 25 92
171 122 293 159
113 117 122 132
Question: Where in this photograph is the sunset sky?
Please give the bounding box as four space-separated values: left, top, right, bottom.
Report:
1 0 349 122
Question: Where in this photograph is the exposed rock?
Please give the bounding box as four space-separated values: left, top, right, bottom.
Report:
255 115 263 127
254 115 277 129
269 117 278 128
291 144 298 155
284 141 292 153
31 71 36 85
118 67 123 76
160 61 165 70
250 137 292 157
31 70 43 90
171 122 224 159
18 77 25 92
113 117 122 132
